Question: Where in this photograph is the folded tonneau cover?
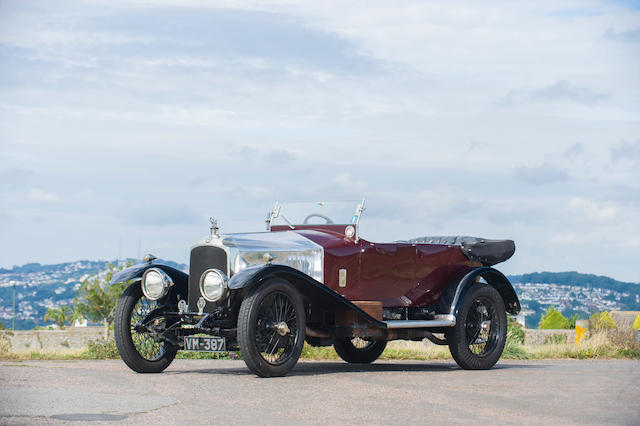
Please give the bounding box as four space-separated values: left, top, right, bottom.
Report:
407 236 516 266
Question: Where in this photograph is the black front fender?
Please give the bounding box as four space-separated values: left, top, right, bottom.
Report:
111 263 189 303
229 264 385 327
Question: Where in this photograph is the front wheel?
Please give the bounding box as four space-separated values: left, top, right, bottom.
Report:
237 279 306 377
446 284 507 370
334 337 387 363
114 283 177 373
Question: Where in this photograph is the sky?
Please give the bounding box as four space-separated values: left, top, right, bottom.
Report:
0 0 639 281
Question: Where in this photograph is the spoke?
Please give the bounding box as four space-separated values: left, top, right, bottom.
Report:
269 335 280 356
263 326 277 352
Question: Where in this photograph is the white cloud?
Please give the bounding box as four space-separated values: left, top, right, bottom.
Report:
568 197 619 223
27 188 60 202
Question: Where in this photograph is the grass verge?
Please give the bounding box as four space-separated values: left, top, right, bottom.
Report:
1 331 638 361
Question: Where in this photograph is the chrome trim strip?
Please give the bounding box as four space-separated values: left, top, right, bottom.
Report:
384 315 456 329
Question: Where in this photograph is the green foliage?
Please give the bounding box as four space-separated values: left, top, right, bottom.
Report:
543 334 568 344
507 317 525 344
86 339 120 359
502 317 528 358
44 305 73 328
176 351 240 360
0 335 10 354
72 261 133 337
538 306 571 329
0 320 4 330
589 311 616 331
300 343 339 360
502 340 529 359
567 314 578 329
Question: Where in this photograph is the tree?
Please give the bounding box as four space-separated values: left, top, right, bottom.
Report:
73 261 133 339
44 305 73 328
589 311 616 331
538 306 571 329
567 313 578 329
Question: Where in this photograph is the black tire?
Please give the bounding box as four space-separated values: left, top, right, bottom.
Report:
446 284 507 370
114 283 177 373
334 338 387 364
238 279 306 377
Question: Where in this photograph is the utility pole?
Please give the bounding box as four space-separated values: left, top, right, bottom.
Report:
11 281 17 330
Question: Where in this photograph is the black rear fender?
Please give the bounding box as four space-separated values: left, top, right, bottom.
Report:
448 267 521 316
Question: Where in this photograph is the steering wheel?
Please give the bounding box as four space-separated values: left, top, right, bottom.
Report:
303 214 334 224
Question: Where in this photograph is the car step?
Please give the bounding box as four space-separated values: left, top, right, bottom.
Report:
384 315 456 328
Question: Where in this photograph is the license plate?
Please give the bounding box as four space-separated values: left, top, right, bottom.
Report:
183 336 226 352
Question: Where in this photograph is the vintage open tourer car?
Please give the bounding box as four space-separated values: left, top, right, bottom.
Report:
112 200 519 377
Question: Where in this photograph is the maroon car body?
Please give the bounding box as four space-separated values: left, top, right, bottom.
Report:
112 200 520 377
273 225 479 307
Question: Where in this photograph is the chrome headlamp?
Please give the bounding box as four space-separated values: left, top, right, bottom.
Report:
141 268 173 300
199 269 229 302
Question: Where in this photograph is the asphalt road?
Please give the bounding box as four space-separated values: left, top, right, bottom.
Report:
0 359 638 425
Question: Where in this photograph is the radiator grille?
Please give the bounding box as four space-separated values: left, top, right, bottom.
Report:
188 245 227 312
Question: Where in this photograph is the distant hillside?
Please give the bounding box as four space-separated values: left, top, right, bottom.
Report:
508 271 640 328
1 262 638 330
508 271 639 293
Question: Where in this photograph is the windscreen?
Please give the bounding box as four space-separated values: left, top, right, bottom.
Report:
270 200 362 227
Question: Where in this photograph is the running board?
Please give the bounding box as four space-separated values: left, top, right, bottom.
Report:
384 315 456 329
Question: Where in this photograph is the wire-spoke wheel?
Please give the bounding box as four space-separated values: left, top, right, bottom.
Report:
466 298 499 356
334 337 387 364
130 297 165 360
114 283 177 373
446 284 506 370
238 279 305 377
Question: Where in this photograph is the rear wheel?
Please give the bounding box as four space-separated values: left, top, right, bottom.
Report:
114 283 177 373
446 284 507 370
238 279 306 377
334 337 387 364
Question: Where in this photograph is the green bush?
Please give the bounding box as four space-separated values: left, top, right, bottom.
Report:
86 339 120 359
507 317 525 344
0 336 11 354
538 306 571 329
589 311 616 331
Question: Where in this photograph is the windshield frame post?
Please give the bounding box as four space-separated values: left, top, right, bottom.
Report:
354 197 366 242
265 201 280 231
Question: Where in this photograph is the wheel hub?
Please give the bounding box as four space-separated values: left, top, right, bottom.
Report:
274 321 290 336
